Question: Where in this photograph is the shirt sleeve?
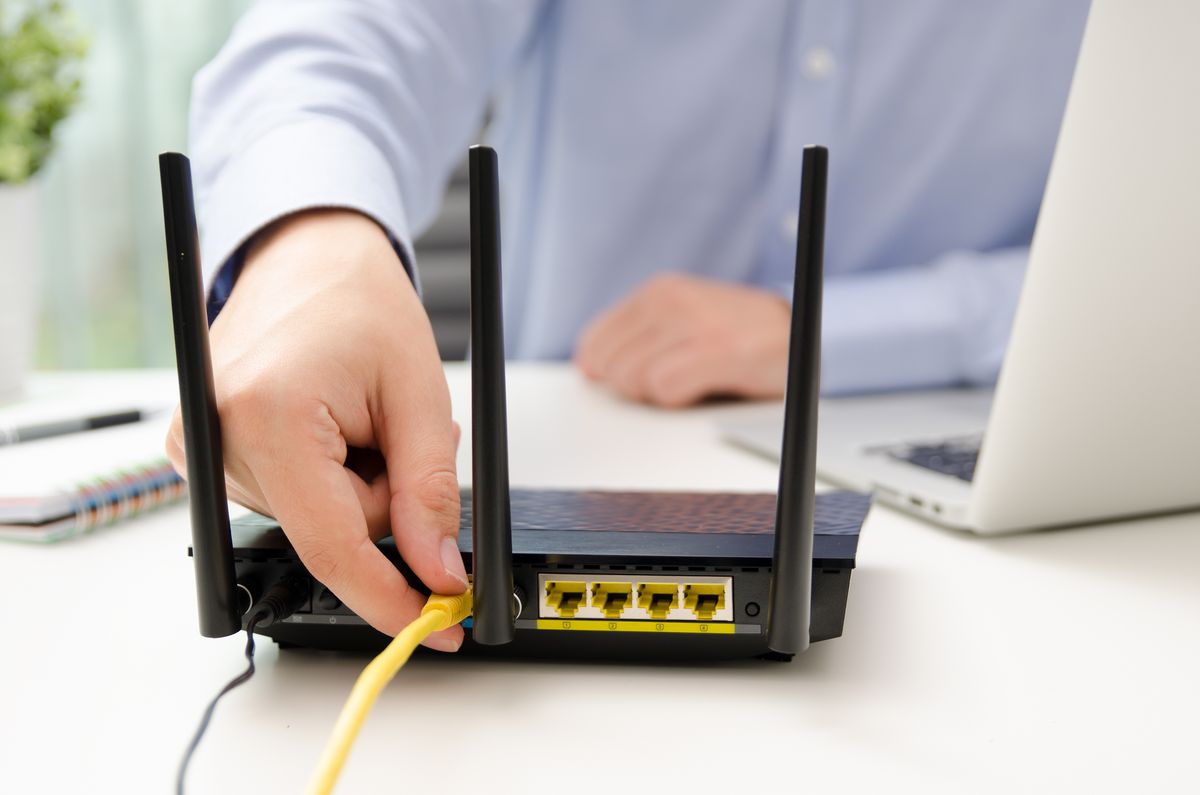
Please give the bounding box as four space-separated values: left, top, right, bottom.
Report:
189 0 545 304
817 247 1029 395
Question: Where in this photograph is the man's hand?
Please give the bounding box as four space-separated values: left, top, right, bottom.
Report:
575 273 792 408
166 210 468 651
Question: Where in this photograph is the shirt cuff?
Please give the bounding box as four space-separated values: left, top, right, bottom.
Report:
197 117 421 318
817 249 1025 395
205 231 413 325
819 270 960 396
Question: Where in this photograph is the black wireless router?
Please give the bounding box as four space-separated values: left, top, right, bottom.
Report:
159 144 870 662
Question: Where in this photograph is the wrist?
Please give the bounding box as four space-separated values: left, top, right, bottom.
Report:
217 208 420 331
208 209 404 323
243 209 392 279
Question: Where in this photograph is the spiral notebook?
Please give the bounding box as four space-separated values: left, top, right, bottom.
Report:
0 417 186 543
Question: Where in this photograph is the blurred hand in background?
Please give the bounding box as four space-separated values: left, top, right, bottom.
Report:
575 274 792 408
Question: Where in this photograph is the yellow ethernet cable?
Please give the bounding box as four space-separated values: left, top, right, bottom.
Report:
307 590 474 795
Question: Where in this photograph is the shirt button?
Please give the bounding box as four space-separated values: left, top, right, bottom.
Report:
802 46 835 80
781 211 799 239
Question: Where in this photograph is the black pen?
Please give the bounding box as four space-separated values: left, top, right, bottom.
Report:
0 409 148 446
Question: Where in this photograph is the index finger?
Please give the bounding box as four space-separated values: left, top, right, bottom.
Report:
249 397 461 646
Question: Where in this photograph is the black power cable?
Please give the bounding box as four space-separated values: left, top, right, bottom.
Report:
176 576 308 794
176 612 263 794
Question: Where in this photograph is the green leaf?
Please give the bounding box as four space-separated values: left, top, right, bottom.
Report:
0 1 89 183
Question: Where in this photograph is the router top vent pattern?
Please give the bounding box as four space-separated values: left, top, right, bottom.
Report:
459 490 867 536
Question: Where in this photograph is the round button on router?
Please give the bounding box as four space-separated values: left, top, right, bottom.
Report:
317 589 341 611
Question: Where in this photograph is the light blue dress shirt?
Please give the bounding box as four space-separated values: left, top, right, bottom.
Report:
192 0 1089 394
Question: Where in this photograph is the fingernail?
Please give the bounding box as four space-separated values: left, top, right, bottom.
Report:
441 536 469 589
424 632 462 653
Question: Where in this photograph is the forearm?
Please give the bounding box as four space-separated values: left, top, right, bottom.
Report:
189 0 543 295
819 247 1029 395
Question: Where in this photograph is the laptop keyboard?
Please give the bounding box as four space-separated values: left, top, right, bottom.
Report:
886 436 981 482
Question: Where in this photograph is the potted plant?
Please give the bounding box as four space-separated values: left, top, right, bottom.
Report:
0 1 85 398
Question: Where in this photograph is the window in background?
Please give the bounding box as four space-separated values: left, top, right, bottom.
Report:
36 0 248 369
36 1 472 368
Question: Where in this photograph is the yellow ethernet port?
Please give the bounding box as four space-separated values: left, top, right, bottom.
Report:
683 583 726 620
544 580 587 618
637 583 679 620
590 582 633 619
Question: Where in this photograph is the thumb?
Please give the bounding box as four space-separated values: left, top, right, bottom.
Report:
377 368 468 596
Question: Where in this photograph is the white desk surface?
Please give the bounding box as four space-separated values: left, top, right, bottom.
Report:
2 364 1197 794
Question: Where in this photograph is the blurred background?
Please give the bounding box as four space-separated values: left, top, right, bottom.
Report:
28 0 470 374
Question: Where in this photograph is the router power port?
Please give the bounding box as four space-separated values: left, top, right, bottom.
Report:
590 582 633 619
637 583 679 620
544 580 587 618
683 583 726 620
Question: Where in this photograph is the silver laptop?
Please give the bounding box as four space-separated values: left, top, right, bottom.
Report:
720 0 1200 534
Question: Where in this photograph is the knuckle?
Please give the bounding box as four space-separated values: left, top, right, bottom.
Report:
645 376 677 407
730 331 758 361
656 389 693 409
221 379 345 455
221 368 310 420
700 321 730 349
299 543 344 587
220 380 276 424
646 368 691 408
613 368 644 398
412 468 461 530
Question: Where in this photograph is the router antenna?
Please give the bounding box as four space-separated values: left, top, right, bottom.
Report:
468 145 516 645
766 145 828 657
159 152 240 639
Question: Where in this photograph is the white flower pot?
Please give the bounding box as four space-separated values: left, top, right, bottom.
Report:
0 180 41 399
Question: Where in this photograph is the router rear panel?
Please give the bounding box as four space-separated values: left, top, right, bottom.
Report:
237 561 852 662
217 490 869 661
